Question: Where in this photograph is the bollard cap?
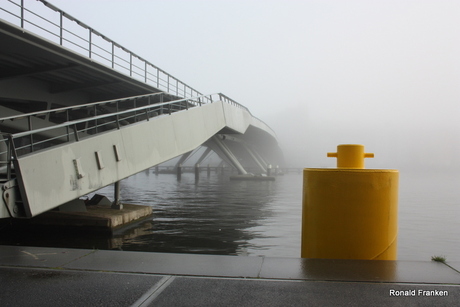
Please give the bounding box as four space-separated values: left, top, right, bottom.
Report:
327 144 374 169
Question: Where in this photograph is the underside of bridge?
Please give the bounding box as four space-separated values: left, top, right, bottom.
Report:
0 1 284 219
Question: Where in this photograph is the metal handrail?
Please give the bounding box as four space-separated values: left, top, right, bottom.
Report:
0 92 276 182
7 96 210 139
0 92 163 122
217 93 276 137
0 0 274 133
0 92 243 155
0 93 215 123
0 1 278 181
0 0 202 98
0 93 217 180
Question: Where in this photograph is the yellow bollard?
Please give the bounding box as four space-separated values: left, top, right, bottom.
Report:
301 144 398 260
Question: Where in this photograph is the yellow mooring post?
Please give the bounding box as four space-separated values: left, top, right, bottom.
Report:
301 144 399 260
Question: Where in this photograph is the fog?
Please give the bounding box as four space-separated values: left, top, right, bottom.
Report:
47 0 460 170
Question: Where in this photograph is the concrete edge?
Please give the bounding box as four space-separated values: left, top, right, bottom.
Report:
0 246 459 285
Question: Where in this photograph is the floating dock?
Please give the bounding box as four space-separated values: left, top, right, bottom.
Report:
229 175 276 181
12 203 152 232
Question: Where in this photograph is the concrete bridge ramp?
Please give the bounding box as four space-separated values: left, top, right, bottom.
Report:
1 95 283 218
0 1 282 219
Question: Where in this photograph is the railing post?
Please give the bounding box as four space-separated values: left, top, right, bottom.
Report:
72 124 79 141
111 42 115 68
28 116 34 152
94 105 98 133
6 136 12 180
59 11 63 45
147 96 152 120
156 69 160 88
64 109 70 142
115 100 120 129
0 134 7 174
167 75 170 93
20 0 24 28
130 53 133 77
133 98 137 121
88 29 92 58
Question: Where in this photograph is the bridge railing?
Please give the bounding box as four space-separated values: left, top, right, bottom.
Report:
217 93 276 137
0 93 259 181
0 0 201 98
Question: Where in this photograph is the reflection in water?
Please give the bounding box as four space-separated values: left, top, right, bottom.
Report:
0 170 303 257
113 171 283 255
2 169 458 260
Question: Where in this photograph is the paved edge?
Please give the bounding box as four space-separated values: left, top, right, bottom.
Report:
0 245 459 285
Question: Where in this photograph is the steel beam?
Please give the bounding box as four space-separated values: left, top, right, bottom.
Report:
174 151 193 171
211 135 247 175
195 147 212 166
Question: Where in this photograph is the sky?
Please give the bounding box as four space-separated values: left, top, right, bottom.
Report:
36 0 460 169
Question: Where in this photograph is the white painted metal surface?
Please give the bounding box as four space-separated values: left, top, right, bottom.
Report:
1 100 277 218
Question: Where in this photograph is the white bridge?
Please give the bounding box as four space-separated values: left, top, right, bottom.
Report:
0 1 283 219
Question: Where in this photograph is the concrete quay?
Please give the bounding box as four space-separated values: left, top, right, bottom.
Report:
0 245 459 306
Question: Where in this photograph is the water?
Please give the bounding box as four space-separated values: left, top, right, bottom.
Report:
94 168 460 261
97 170 303 257
2 168 460 261
397 170 460 261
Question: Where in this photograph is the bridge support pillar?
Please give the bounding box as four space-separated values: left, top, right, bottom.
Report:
243 144 267 174
252 149 269 171
111 181 123 210
174 151 192 173
196 147 212 165
195 164 200 182
212 136 247 175
177 164 182 181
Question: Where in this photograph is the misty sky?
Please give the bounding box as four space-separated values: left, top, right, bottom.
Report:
45 0 460 169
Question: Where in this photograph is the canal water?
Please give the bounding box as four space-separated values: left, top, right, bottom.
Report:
2 168 459 261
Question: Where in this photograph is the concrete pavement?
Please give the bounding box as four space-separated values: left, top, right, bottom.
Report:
0 245 459 306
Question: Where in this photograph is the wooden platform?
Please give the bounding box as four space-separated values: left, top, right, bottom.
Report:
15 204 153 232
